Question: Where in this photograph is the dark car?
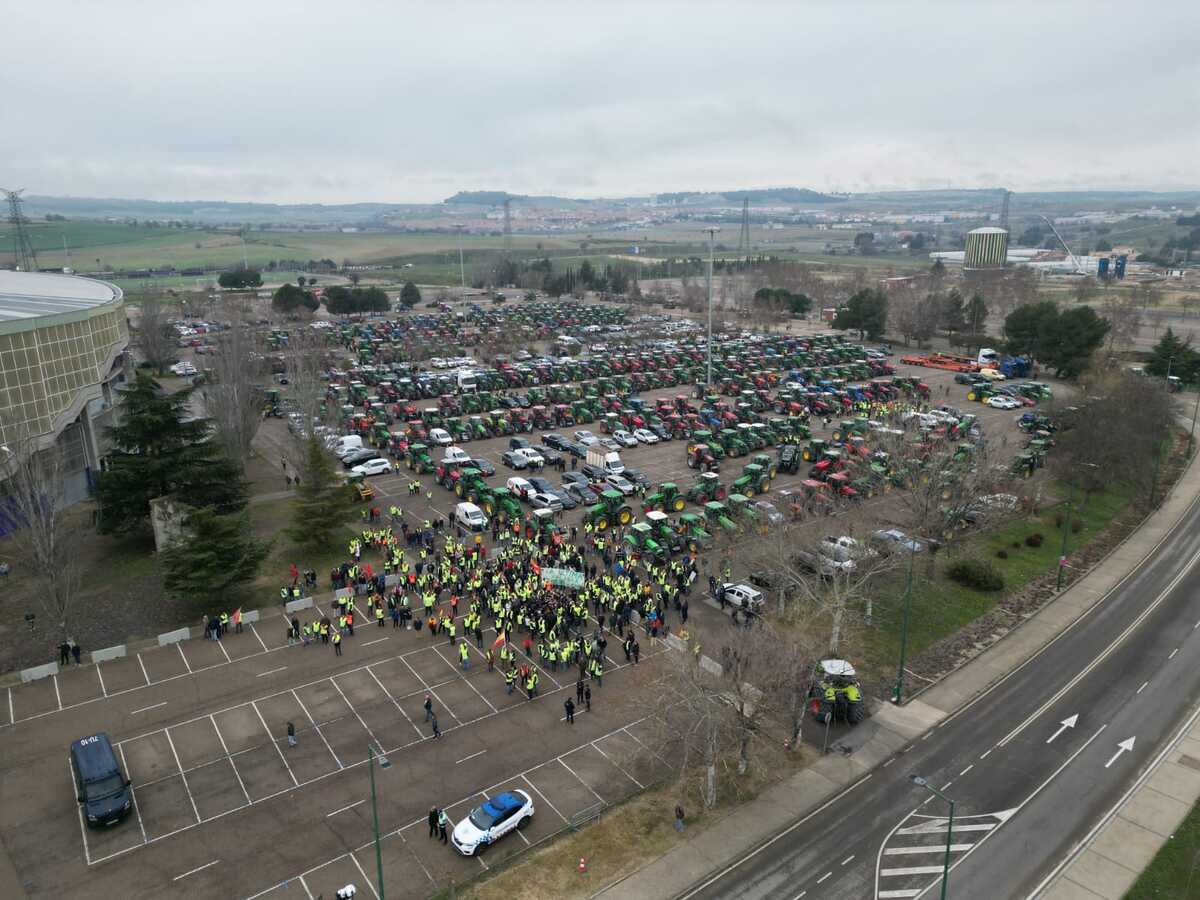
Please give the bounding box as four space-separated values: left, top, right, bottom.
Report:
542 433 571 451
549 489 578 510
513 394 532 408
341 448 382 469
509 437 531 451
467 457 495 476
581 463 607 481
648 423 673 441
562 471 590 488
527 476 555 493
563 441 588 459
71 733 132 828
499 395 520 409
561 482 593 504
621 467 650 486
538 447 563 467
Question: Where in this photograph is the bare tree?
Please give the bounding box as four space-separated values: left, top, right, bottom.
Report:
205 298 262 468
1100 293 1144 356
134 296 176 375
0 424 81 643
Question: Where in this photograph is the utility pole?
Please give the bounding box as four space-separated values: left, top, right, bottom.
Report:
456 225 467 301
911 776 955 900
3 189 39 272
891 543 916 704
706 227 718 388
368 743 391 899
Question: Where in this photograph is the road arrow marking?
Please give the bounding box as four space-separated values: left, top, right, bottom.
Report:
1046 714 1079 744
1105 737 1136 768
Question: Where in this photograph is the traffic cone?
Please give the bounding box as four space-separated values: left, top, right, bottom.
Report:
579 857 587 874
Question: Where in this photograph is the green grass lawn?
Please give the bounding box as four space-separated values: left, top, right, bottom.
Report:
864 482 1136 677
1125 797 1200 898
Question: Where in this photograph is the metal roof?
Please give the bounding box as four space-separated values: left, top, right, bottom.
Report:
968 226 1009 235
0 271 123 323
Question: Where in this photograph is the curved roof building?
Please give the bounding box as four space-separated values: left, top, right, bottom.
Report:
0 271 129 504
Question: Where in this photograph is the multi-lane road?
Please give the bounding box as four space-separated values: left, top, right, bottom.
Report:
680 484 1200 899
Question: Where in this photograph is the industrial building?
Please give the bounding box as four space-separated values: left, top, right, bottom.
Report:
0 271 129 505
963 226 1010 270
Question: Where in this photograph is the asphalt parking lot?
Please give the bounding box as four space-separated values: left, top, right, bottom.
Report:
0 356 1054 899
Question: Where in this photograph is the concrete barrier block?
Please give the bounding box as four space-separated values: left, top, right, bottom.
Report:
241 610 261 624
699 655 724 677
664 633 687 653
157 627 191 647
284 597 314 614
90 645 126 664
20 662 60 683
334 588 352 601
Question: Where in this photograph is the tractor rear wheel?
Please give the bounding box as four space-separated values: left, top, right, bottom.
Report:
715 487 727 500
618 508 632 525
743 484 755 497
672 497 686 512
483 500 494 516
847 700 865 724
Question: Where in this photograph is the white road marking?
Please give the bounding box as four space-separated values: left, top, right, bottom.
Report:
53 674 62 710
1170 648 1179 660
164 728 201 823
1137 681 1149 694
326 799 366 818
257 666 287 678
291 689 343 769
883 757 895 767
456 749 487 765
1104 736 1136 768
252 700 299 787
816 871 832 883
328 676 382 749
881 865 947 876
592 740 644 789
898 821 998 835
878 890 922 898
131 701 168 715
959 765 974 776
298 874 316 900
116 743 148 845
521 773 567 822
177 643 193 673
349 853 381 899
208 714 251 805
95 664 108 697
841 854 855 865
884 844 974 855
137 653 151 685
249 622 270 653
7 687 13 726
362 637 389 647
215 637 232 664
366 665 423 737
980 749 992 759
172 859 220 881
559 757 605 803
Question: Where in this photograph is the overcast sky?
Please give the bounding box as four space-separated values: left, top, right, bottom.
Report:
5 1 1198 204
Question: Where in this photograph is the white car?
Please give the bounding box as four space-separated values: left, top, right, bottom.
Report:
632 428 659 445
528 490 564 512
574 430 598 446
428 427 453 447
611 429 639 448
604 474 635 495
986 396 1020 410
441 447 471 465
514 448 545 468
719 582 764 613
506 476 533 498
170 362 197 376
351 458 391 477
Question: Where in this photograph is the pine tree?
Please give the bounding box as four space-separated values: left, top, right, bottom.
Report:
94 371 248 535
161 507 271 607
1146 328 1192 378
284 434 349 555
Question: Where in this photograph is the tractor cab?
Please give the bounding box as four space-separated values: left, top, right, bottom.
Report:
809 659 865 725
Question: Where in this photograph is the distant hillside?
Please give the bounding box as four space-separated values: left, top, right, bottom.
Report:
21 195 431 226
442 191 592 209
655 188 844 205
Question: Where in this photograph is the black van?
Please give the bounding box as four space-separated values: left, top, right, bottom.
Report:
70 733 132 827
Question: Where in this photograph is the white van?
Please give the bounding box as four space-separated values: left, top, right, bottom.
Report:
428 428 453 447
335 435 364 459
442 447 471 465
455 502 488 534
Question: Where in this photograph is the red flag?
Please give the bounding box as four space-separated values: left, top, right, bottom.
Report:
492 632 507 649
531 560 542 576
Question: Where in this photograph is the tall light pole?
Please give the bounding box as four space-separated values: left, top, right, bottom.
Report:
705 226 719 388
891 541 917 704
368 743 391 899
910 775 954 900
456 225 467 301
1189 388 1200 456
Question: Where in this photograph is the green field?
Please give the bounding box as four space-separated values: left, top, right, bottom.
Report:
1124 796 1200 898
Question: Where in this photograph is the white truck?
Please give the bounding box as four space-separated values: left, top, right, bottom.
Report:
585 447 625 474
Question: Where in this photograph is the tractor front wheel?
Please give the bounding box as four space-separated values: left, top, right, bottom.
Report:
595 517 609 531
618 508 633 525
672 497 686 512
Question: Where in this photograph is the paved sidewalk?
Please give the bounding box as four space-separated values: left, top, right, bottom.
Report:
593 454 1200 900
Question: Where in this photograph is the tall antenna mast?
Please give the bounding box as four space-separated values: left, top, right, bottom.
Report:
3 189 39 271
737 197 751 259
502 197 512 259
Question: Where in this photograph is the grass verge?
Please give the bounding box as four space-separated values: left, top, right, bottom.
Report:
1124 796 1200 898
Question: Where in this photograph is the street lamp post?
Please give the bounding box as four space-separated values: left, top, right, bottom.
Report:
705 227 718 388
456 226 467 301
368 743 391 899
891 542 917 704
911 776 955 900
1190 389 1200 457
1056 478 1076 591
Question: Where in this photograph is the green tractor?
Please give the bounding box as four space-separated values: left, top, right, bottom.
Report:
703 500 741 535
736 422 765 451
720 428 749 458
624 522 668 560
801 439 828 463
406 443 434 473
584 489 634 531
478 486 522 522
831 418 870 443
468 415 490 440
732 463 771 497
676 513 712 552
750 452 778 480
691 430 726 460
524 507 563 541
727 493 766 531
643 510 685 554
447 418 470 443
644 482 687 513
686 471 728 504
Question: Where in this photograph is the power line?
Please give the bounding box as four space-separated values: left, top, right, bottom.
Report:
3 189 39 272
